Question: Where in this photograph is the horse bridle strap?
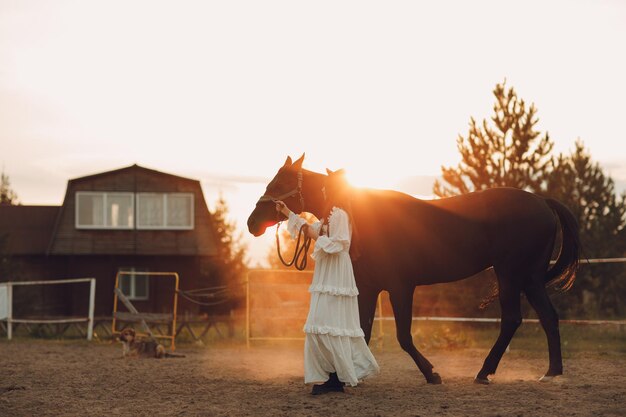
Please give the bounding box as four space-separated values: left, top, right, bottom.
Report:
256 169 310 270
275 221 311 271
257 170 304 211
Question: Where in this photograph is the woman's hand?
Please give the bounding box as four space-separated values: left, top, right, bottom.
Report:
300 223 321 240
303 224 318 240
274 200 291 217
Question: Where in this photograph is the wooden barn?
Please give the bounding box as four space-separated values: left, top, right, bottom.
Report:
0 164 222 319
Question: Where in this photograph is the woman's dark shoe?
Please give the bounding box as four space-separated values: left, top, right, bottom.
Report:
311 373 344 395
311 383 344 395
328 372 342 387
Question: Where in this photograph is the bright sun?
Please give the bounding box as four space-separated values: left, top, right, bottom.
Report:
343 168 400 190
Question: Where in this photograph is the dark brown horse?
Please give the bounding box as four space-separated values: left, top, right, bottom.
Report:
247 155 580 384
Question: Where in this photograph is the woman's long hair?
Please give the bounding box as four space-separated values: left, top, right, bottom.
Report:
321 169 360 261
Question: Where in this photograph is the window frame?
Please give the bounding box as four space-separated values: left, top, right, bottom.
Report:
75 191 135 230
136 192 194 230
118 267 149 301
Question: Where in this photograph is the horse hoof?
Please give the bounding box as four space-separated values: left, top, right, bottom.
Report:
474 376 490 385
539 374 559 383
427 373 443 384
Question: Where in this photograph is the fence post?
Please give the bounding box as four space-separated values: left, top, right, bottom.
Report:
7 282 12 340
377 293 384 350
87 278 96 341
245 273 250 348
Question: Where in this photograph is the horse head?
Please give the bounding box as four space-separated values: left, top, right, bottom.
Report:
247 154 325 237
324 168 351 199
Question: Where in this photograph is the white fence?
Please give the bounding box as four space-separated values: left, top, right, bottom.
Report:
246 258 626 345
388 257 626 325
0 284 7 320
1 278 96 341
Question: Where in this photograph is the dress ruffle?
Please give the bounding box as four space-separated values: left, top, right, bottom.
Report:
308 284 359 296
286 207 378 387
309 250 358 295
305 333 380 386
311 208 351 260
304 292 363 342
303 324 365 337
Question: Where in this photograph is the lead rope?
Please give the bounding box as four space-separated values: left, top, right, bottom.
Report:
275 220 312 271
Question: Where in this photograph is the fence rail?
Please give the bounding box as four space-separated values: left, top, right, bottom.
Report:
550 257 626 265
379 257 626 326
1 278 96 341
376 316 626 325
246 260 626 345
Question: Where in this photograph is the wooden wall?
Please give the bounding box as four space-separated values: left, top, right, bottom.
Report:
8 254 220 317
49 165 217 256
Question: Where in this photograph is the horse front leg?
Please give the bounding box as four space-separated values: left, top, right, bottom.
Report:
357 286 380 345
389 287 442 384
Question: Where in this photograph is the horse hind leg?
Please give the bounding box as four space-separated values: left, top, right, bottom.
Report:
524 283 563 381
389 288 442 384
475 279 522 384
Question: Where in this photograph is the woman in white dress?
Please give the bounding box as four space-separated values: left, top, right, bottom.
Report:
275 170 379 395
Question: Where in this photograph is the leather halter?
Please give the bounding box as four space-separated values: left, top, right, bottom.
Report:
257 169 305 212
256 169 311 270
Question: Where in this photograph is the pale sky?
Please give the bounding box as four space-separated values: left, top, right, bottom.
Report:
1 0 625 266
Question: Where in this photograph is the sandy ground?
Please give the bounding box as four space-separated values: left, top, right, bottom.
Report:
1 340 625 417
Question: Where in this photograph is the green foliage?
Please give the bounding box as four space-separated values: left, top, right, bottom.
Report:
212 195 248 279
375 320 626 354
434 81 553 197
434 81 626 318
0 170 19 280
546 141 625 252
544 141 626 317
209 195 248 310
1 170 19 206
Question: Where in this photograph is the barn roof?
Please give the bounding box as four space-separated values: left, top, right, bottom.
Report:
0 205 59 255
1 164 219 257
69 164 200 184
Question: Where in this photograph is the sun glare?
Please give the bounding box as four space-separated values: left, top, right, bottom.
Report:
344 168 399 190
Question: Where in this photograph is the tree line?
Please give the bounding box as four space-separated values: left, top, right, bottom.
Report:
268 81 625 319
3 81 624 319
433 81 626 318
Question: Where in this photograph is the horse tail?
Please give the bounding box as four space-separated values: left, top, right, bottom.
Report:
544 198 580 291
480 197 580 310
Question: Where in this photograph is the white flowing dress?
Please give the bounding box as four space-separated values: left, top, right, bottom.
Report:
287 207 380 386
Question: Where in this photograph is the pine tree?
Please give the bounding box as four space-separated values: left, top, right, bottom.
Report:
434 81 553 197
208 195 248 311
545 141 626 317
212 195 247 279
1 170 19 206
433 81 626 318
0 170 18 281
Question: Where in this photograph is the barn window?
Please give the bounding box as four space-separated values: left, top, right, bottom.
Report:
136 193 194 230
118 268 149 300
76 192 134 229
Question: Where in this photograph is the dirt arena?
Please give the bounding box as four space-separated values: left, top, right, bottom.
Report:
1 339 625 417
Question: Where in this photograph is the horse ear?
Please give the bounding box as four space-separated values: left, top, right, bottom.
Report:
327 168 346 177
284 156 292 167
293 153 305 169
